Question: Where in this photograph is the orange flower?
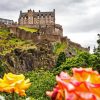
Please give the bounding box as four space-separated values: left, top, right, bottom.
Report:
46 68 100 100
0 73 31 96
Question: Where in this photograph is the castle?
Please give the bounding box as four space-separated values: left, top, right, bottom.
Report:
18 9 63 36
18 9 55 27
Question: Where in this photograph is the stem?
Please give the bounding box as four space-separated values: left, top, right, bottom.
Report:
12 92 15 100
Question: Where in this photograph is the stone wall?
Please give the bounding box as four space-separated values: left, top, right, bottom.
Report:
10 27 61 43
0 22 7 28
55 24 63 36
18 24 63 36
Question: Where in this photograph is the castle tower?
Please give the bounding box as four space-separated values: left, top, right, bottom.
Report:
27 9 33 25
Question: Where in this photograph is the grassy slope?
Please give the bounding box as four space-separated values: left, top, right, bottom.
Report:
19 26 38 33
0 28 36 55
53 42 67 55
53 42 86 56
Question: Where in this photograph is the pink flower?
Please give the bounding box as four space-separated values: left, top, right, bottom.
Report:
46 68 100 100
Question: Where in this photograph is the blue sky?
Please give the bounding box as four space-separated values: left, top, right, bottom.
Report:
0 0 99 52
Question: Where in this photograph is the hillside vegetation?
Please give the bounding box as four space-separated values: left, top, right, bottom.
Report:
0 27 36 55
19 26 38 33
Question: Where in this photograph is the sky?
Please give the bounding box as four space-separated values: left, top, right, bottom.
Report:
0 0 99 53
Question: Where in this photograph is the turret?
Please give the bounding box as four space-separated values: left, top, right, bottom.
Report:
20 10 22 16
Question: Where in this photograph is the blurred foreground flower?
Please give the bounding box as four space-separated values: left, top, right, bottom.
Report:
0 73 31 96
46 68 100 100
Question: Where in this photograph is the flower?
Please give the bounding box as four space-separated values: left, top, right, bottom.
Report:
46 68 100 100
0 73 31 96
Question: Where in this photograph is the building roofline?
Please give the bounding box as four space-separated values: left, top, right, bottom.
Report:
0 18 13 21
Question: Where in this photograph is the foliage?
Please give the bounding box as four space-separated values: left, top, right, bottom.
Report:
19 26 38 33
93 34 100 73
53 51 97 74
55 52 66 68
0 61 5 77
25 70 56 100
53 42 67 55
0 27 36 55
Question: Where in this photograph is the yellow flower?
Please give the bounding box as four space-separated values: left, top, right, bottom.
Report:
0 73 31 96
46 68 100 100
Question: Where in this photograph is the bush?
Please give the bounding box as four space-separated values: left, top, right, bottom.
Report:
25 70 56 100
55 52 66 68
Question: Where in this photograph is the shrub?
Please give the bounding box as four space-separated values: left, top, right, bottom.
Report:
25 70 56 100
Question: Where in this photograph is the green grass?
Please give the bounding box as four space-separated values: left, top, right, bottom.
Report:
53 42 67 55
0 28 10 39
0 28 36 55
19 26 38 33
25 70 56 100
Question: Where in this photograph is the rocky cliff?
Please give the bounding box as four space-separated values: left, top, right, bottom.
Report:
0 26 89 73
2 39 55 73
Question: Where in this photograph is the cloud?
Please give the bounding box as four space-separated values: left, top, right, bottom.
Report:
54 0 100 33
0 0 37 11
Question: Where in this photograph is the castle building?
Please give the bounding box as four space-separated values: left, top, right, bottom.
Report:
18 9 63 36
18 9 55 27
0 18 14 25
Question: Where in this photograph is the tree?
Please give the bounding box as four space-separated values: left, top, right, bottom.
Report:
93 34 100 73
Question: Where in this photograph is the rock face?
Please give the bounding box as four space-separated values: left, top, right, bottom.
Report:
4 39 55 72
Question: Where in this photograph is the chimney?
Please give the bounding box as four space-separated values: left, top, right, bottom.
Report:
53 9 55 13
20 10 22 14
